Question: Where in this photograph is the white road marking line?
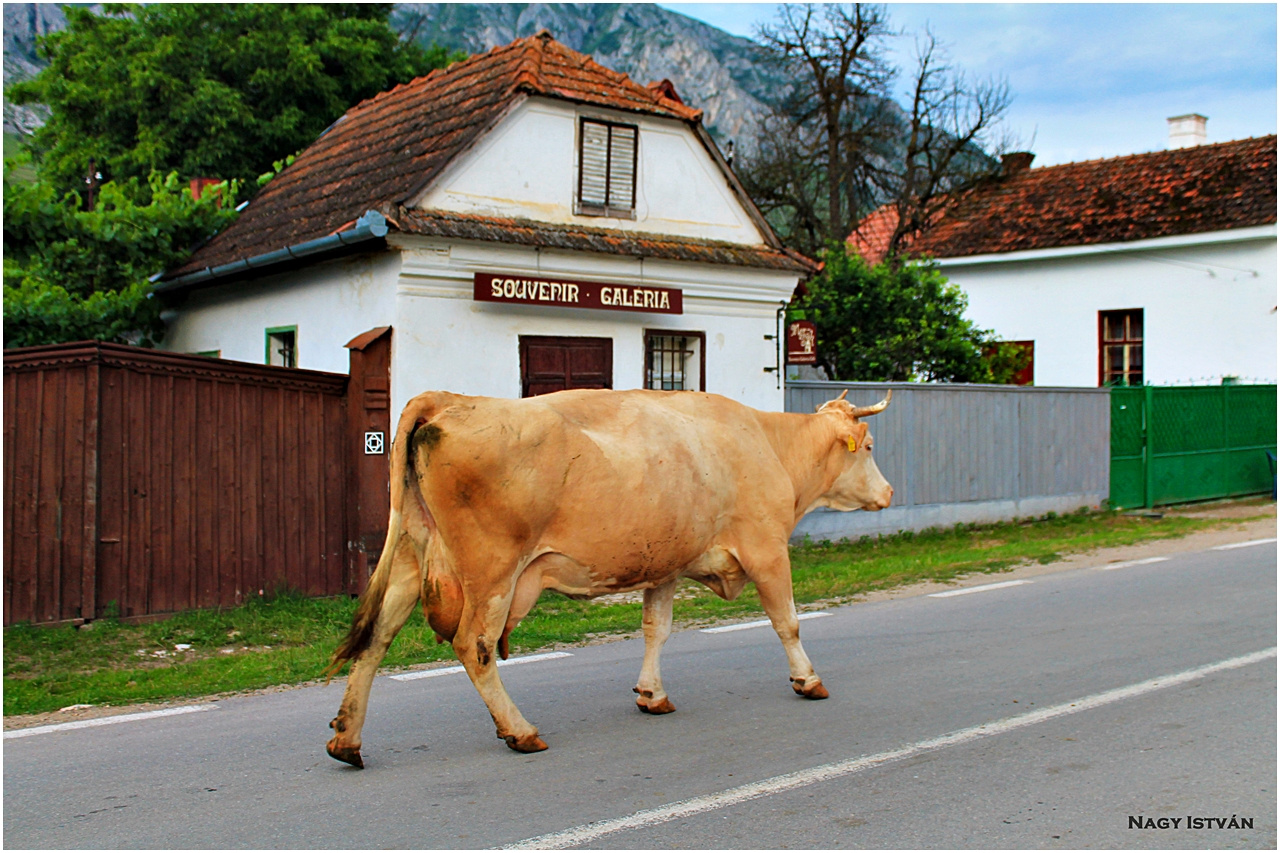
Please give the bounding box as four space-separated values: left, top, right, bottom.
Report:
1212 538 1277 551
1093 556 1170 571
4 704 217 740
928 580 1031 598
500 647 1277 850
700 612 831 634
389 651 573 682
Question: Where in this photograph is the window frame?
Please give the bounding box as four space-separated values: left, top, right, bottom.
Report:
265 325 298 369
643 329 706 392
1098 309 1143 387
576 117 638 220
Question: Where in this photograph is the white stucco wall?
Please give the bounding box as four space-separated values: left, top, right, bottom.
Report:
160 251 402 374
388 234 794 415
941 227 1278 387
414 97 767 246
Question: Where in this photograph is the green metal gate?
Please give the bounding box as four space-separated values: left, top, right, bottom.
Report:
1110 384 1277 509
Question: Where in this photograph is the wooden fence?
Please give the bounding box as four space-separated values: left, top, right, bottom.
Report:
4 342 362 625
786 381 1111 541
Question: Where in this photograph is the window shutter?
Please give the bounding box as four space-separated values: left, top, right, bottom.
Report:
607 125 636 209
580 121 609 207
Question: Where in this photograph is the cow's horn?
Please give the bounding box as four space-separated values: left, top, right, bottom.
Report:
849 389 892 418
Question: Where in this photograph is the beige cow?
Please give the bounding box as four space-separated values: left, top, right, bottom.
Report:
325 387 892 767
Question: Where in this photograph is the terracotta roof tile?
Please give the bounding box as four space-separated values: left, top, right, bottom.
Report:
169 32 707 279
380 205 816 273
848 136 1277 264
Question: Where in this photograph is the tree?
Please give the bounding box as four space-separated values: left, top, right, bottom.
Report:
7 4 463 197
740 3 1013 260
881 31 1013 264
3 170 241 348
796 244 1028 383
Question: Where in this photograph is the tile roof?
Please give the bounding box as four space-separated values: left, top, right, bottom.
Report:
379 204 816 273
168 32 714 279
848 135 1277 264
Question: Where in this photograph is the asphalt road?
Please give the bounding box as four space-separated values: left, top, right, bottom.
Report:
4 538 1275 849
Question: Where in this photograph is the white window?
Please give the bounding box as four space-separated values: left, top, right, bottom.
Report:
578 119 637 218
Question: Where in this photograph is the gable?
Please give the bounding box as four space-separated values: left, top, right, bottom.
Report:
413 98 769 246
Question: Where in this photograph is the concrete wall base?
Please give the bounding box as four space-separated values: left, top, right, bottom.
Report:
791 493 1108 543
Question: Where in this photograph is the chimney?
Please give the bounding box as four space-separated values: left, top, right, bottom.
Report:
1167 114 1207 149
190 177 223 206
1001 152 1034 176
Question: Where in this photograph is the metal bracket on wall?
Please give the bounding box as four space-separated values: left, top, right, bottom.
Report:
762 302 785 389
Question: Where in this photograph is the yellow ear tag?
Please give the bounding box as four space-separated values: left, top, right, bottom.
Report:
847 436 857 452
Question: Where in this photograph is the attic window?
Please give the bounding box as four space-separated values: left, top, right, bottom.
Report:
577 119 637 218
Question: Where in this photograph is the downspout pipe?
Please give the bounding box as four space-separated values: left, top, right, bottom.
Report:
154 209 390 294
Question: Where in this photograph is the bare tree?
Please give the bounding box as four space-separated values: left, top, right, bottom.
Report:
881 30 1014 264
742 4 899 257
742 5 1015 262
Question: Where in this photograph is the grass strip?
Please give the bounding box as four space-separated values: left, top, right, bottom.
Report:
3 507 1262 717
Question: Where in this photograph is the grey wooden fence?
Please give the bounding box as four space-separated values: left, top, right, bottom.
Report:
786 381 1111 541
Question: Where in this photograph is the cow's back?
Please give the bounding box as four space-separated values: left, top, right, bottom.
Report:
414 390 794 582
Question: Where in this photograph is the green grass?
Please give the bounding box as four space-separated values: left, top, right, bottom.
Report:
3 506 1263 717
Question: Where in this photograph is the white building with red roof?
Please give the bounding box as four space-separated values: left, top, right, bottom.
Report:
158 32 813 413
850 121 1276 387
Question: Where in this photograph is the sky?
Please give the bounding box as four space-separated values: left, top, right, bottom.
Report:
658 3 1278 166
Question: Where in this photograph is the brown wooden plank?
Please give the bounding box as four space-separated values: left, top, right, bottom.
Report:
238 382 262 598
149 373 174 615
171 377 197 611
80 360 100 622
195 378 218 609
124 369 151 618
217 380 240 607
323 393 347 595
259 385 283 599
281 390 303 596
36 367 63 623
3 370 17 624
59 366 88 621
96 367 125 619
6 370 41 624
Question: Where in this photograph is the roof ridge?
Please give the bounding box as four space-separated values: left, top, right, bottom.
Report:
1019 134 1277 174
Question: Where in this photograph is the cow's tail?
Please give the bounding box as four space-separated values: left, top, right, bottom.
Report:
324 393 451 681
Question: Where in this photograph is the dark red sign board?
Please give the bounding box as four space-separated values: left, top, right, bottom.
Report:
474 272 682 315
787 320 818 364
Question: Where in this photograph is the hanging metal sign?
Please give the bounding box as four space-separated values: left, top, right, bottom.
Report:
786 320 818 364
474 272 682 315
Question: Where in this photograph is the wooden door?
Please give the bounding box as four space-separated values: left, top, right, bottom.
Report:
520 336 613 397
345 326 392 589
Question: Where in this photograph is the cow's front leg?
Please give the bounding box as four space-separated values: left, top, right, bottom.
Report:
453 588 547 753
751 551 828 700
327 538 422 768
634 578 678 714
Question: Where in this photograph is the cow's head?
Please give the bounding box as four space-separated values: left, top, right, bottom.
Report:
814 390 893 512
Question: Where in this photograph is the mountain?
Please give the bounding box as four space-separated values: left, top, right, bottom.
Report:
3 3 782 150
389 3 779 150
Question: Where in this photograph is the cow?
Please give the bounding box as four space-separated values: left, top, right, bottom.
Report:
324 387 892 767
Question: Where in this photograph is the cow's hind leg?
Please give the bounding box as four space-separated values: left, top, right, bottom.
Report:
327 538 421 768
634 579 678 714
750 549 828 700
453 577 546 753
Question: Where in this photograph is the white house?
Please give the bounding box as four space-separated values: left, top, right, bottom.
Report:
157 31 813 415
849 119 1277 387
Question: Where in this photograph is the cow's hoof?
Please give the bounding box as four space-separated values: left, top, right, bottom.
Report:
636 696 676 714
502 733 549 753
326 738 364 768
791 678 830 700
